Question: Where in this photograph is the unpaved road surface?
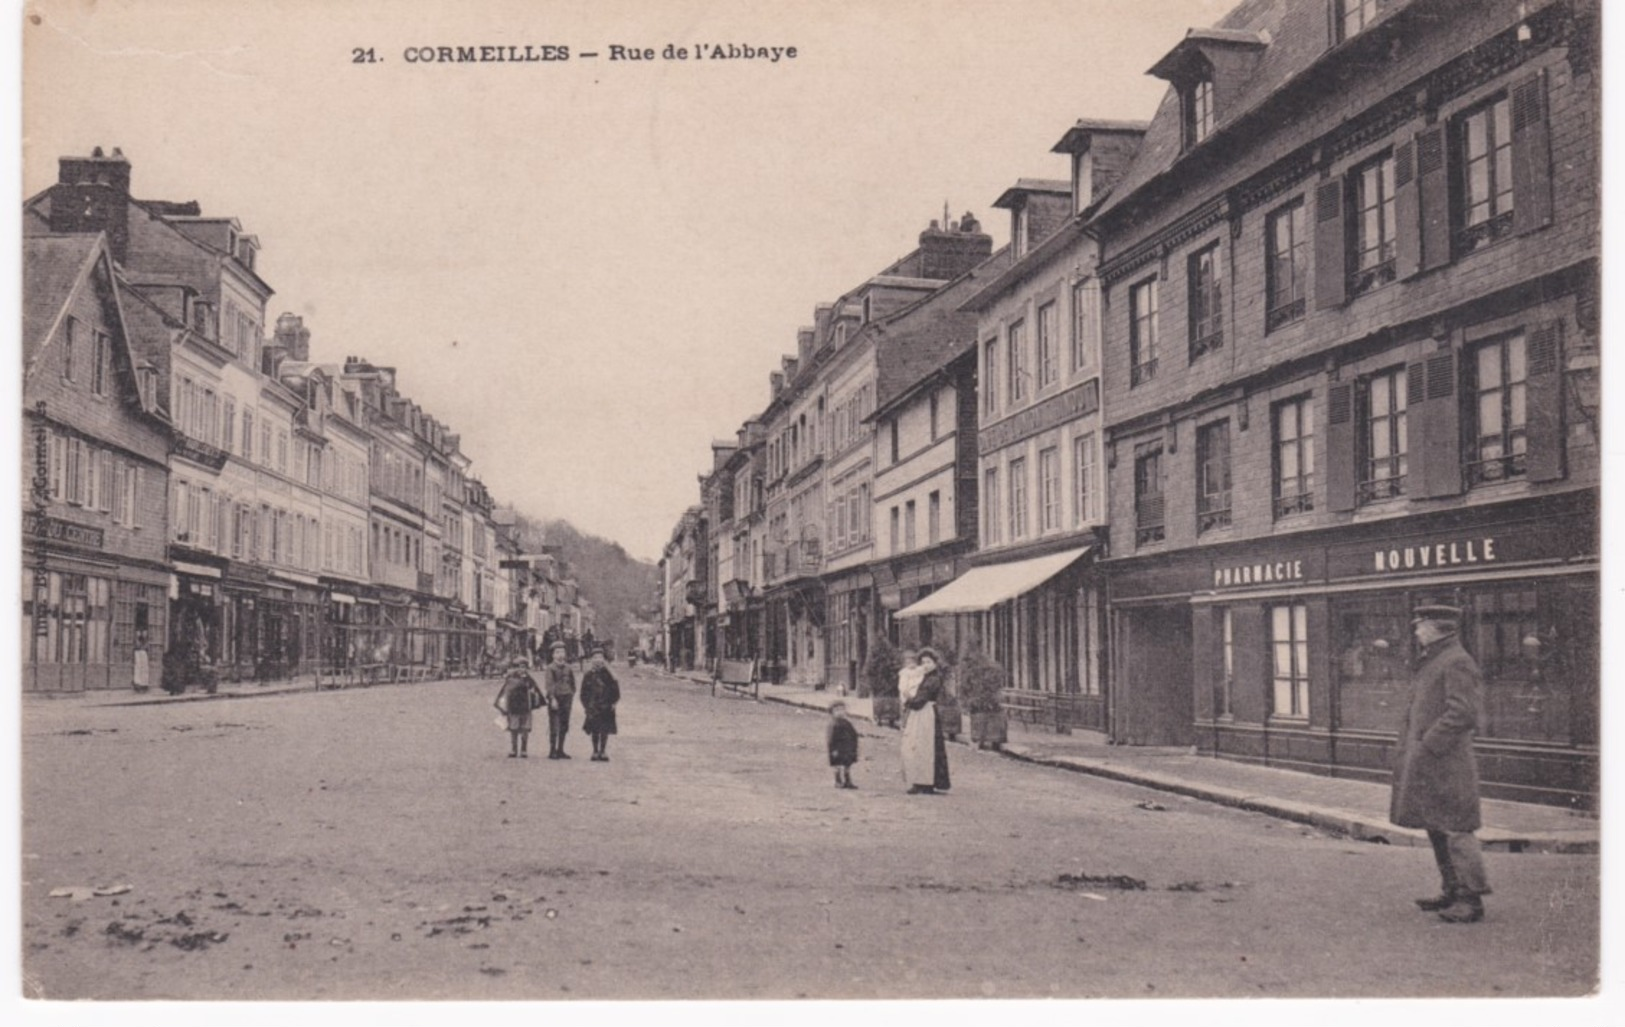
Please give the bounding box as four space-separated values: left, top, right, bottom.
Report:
22 668 1598 999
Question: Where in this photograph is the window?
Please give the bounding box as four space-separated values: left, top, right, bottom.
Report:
1266 200 1307 331
1134 443 1165 546
1008 456 1028 540
1008 320 1028 404
91 332 109 396
1216 608 1234 719
1274 397 1316 517
260 422 271 466
1270 603 1310 720
1359 367 1408 503
1184 76 1215 148
928 390 939 440
1073 432 1097 525
889 506 900 553
1337 0 1380 41
242 410 254 460
1037 302 1059 388
1468 332 1527 486
222 398 235 453
119 464 138 527
983 339 1000 415
889 420 900 465
65 437 86 506
927 490 941 545
1129 278 1159 386
1455 95 1515 255
1196 421 1232 532
983 466 1001 545
1349 152 1397 297
62 317 76 380
1039 446 1060 532
1188 243 1223 360
904 500 917 551
1072 279 1099 373
276 431 288 473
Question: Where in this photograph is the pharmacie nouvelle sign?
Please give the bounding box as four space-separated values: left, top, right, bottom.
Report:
1213 535 1500 589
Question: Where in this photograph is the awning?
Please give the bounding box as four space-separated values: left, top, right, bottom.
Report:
173 560 222 579
894 546 1091 618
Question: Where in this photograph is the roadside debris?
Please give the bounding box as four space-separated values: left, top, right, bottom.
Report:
1053 872 1147 891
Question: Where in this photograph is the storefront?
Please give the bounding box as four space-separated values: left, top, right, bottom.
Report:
1113 492 1598 808
23 532 170 693
823 568 873 694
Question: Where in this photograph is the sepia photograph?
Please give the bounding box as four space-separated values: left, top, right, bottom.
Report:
9 0 1608 1012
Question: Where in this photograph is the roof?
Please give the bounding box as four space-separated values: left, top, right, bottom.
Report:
870 246 1011 415
1051 119 1152 154
992 178 1071 210
22 233 103 371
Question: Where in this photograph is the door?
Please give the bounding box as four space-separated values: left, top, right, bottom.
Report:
1114 603 1195 746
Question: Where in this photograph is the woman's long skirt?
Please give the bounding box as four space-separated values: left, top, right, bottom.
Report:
900 703 950 790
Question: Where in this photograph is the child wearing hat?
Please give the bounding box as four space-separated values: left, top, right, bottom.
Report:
493 658 544 758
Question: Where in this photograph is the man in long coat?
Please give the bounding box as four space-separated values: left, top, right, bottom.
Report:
1390 603 1490 923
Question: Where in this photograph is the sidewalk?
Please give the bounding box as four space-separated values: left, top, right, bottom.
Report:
671 669 1598 855
28 669 481 709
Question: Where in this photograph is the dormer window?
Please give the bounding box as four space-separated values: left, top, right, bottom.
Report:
1337 0 1381 42
1013 204 1031 258
1183 75 1215 149
191 299 215 339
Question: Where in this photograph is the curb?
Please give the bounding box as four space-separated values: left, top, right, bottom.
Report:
42 673 488 710
744 685 1598 856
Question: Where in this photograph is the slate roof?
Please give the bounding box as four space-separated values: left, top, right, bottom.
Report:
22 233 103 373
871 245 1012 417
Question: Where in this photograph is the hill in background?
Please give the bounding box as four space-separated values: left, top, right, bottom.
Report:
513 513 660 648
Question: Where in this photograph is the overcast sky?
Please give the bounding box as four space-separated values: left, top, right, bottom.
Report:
22 0 1228 562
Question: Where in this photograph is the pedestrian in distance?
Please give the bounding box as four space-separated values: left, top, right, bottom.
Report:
544 642 578 759
901 647 951 795
827 701 859 789
579 647 621 762
494 658 544 759
1390 602 1491 923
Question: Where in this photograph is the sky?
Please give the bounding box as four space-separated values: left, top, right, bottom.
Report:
21 0 1232 562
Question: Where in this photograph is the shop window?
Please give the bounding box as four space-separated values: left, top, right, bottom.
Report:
1454 94 1515 255
1468 332 1528 486
1358 366 1408 503
1133 442 1165 546
1269 603 1309 720
1129 278 1159 386
1471 587 1570 744
1037 302 1059 389
1188 243 1223 360
1215 607 1234 719
1196 420 1232 533
1265 199 1307 331
1333 598 1408 733
1273 396 1315 518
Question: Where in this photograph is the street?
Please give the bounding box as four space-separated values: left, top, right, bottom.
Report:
21 666 1598 1000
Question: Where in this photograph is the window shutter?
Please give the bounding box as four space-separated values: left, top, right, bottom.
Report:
1325 382 1357 512
1416 126 1452 271
1393 139 1422 279
1191 606 1217 720
1417 351 1462 497
1314 179 1347 309
1511 69 1554 235
1525 321 1566 482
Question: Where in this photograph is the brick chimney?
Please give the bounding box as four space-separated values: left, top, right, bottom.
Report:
49 147 133 263
915 215 993 280
273 312 311 362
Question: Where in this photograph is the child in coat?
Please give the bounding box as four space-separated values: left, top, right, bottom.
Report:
826 701 859 789
494 659 544 758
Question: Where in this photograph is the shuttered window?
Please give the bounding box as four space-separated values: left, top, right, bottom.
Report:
1266 200 1307 330
1455 94 1515 255
1360 367 1408 503
1468 333 1528 486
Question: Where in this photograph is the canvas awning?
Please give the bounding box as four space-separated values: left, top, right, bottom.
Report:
893 546 1092 618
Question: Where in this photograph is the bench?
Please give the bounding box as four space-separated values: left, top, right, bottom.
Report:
712 658 759 699
1000 688 1088 734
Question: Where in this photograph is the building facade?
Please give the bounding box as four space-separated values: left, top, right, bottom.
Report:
1093 0 1599 805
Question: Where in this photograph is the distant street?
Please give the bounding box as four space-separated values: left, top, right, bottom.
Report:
22 668 1598 1000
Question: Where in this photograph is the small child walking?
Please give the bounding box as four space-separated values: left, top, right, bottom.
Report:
826 701 859 789
494 658 544 758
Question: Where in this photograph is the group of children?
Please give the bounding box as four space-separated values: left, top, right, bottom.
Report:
494 643 622 761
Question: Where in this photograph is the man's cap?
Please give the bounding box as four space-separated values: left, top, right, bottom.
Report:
590 647 606 657
1412 603 1463 621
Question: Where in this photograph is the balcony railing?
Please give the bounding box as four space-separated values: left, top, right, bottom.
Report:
1357 472 1407 505
1265 297 1305 333
1467 452 1526 487
766 540 822 583
1197 492 1231 534
1348 256 1396 299
1130 358 1159 387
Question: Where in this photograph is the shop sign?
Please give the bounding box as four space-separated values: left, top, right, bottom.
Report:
33 568 49 637
979 380 1100 456
172 433 229 470
1370 537 1497 574
32 403 50 510
1213 559 1305 589
23 511 105 549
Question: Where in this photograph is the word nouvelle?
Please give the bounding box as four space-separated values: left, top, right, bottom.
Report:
605 42 798 62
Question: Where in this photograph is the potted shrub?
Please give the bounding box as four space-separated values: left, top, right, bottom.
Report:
863 637 902 728
958 645 1008 750
935 649 964 742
